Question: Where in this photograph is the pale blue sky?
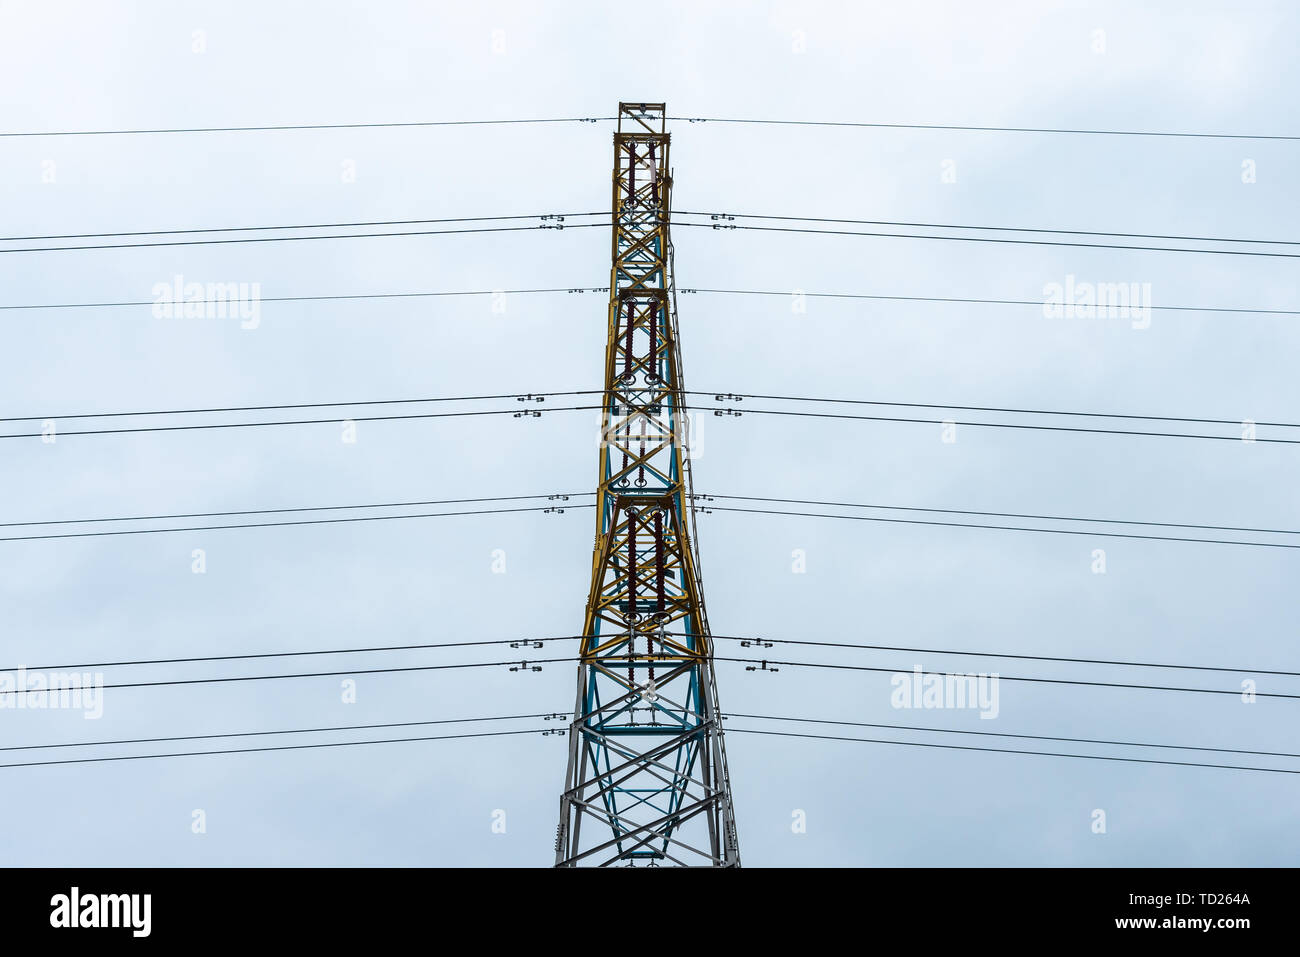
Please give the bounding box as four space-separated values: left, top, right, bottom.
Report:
0 0 1297 866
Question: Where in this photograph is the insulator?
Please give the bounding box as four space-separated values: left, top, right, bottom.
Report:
648 140 657 207
654 510 665 614
649 304 659 380
626 508 637 623
627 143 636 204
636 418 647 487
622 300 634 381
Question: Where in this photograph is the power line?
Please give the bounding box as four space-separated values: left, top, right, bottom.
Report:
689 404 1300 445
0 117 615 137
0 390 602 423
4 720 1290 776
10 114 1289 141
9 637 579 675
716 657 1300 699
0 211 608 243
20 647 1287 699
677 220 1300 260
9 386 1278 430
701 493 1300 539
6 285 1290 319
0 222 603 254
689 390 1300 430
8 708 1294 773
667 115 1300 142
0 503 592 543
703 504 1300 550
725 728 1300 775
0 492 592 530
11 627 1287 684
708 635 1298 677
13 627 1287 688
682 287 1300 318
0 404 600 439
727 712 1300 760
9 387 1281 432
675 210 1300 248
0 728 552 771
7 491 1289 550
0 657 580 695
0 287 603 312
7 398 1282 445
13 214 1290 257
12 207 1286 251
0 712 560 753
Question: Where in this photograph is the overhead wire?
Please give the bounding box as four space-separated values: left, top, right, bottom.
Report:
0 728 551 770
699 492 1300 538
0 657 582 694
724 727 1300 775
0 222 604 254
706 633 1298 677
0 492 593 530
673 210 1300 247
666 114 1300 142
0 403 601 440
681 287 1300 318
0 212 608 244
0 712 561 754
6 113 1291 140
0 390 603 423
4 285 1292 318
713 656 1300 699
726 712 1300 761
674 220 1300 259
701 504 1300 550
0 116 617 137
0 503 594 543
4 490 1294 550
682 404 1300 445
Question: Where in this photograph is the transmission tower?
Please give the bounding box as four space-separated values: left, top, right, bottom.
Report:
554 103 741 867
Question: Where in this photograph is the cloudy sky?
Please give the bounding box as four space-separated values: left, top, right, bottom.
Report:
1 0 1297 866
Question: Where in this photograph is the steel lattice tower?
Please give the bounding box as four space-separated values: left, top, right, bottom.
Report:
554 103 741 867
